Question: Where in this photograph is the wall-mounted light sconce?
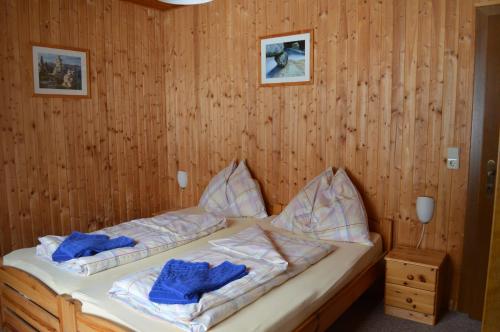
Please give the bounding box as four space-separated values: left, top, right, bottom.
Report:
416 196 435 248
177 171 188 189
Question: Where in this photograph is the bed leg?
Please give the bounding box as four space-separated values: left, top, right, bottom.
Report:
58 294 77 332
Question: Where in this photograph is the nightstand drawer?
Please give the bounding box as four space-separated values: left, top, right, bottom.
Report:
386 260 437 291
385 283 435 315
385 305 436 325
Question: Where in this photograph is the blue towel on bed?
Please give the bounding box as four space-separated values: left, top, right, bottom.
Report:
149 259 248 304
52 231 136 262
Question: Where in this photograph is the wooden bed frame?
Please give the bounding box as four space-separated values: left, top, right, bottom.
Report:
0 215 392 332
0 261 76 332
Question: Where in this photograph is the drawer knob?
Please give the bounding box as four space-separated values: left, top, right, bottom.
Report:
418 275 426 283
406 297 413 304
407 274 414 281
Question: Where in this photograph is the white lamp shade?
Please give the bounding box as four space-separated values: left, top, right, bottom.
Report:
416 196 434 224
159 0 213 5
177 171 188 189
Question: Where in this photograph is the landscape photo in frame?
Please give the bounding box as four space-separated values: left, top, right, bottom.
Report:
260 30 313 86
32 44 89 97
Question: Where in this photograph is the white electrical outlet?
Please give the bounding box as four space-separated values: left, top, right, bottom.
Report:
447 159 458 169
447 147 460 170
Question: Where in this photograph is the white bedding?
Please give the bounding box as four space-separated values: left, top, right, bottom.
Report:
34 209 226 276
109 226 334 332
71 219 382 332
2 207 227 294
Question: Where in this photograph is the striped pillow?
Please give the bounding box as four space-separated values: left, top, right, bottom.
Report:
272 168 372 245
199 160 268 218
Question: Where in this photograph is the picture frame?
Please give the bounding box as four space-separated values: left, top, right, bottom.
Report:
32 43 90 98
259 30 314 86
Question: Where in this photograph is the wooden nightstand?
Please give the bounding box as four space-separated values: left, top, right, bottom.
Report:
384 247 446 325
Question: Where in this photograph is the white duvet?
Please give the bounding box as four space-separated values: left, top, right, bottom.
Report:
36 211 227 276
109 225 335 332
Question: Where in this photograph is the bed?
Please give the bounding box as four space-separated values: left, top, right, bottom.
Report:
20 206 390 332
0 207 227 332
0 207 391 332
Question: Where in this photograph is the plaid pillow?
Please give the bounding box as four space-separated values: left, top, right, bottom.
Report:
271 167 333 233
199 160 237 212
272 168 372 245
199 160 268 218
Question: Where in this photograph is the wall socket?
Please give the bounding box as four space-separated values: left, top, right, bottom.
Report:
447 147 460 170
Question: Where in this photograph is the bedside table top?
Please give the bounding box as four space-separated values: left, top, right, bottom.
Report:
385 247 446 268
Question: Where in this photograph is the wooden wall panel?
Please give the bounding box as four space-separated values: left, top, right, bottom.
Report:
160 0 476 308
0 0 478 309
0 0 168 249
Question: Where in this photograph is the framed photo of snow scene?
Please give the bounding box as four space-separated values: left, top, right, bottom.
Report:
32 44 90 97
259 30 313 86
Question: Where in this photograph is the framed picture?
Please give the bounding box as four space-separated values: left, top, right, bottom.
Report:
32 44 90 97
259 30 313 86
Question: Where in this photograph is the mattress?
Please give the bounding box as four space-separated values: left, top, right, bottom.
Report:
71 219 382 332
1 207 213 295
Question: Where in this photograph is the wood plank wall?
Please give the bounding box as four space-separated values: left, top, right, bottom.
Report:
161 0 476 308
0 0 477 308
0 0 169 252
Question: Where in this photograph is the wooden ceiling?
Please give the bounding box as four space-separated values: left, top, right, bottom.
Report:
122 0 178 10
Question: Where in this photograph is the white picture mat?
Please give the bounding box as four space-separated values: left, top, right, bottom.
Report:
32 46 88 96
260 32 311 84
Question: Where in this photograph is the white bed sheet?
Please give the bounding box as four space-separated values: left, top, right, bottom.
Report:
71 220 382 332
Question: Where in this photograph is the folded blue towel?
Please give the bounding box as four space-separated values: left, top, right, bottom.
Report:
52 231 136 262
149 259 248 305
